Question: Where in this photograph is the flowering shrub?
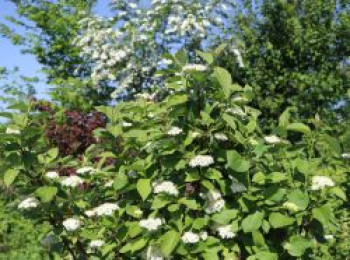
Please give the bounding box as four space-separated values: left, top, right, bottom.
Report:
0 49 348 259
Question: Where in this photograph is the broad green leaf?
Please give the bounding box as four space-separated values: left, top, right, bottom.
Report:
287 189 309 210
312 204 333 228
242 211 264 233
212 210 238 224
4 169 19 187
269 213 294 228
131 238 148 253
284 236 313 257
160 230 180 257
114 172 128 190
137 179 152 201
214 67 232 98
35 186 57 203
196 51 214 64
329 187 346 200
226 150 250 172
222 113 236 130
287 123 311 134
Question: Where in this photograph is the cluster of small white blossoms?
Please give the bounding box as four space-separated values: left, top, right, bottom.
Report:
139 218 163 231
85 203 119 217
61 175 84 188
311 176 335 190
341 153 350 159
189 155 214 167
153 181 179 196
230 178 246 193
167 126 183 136
264 135 287 145
62 218 81 232
89 239 105 249
76 166 95 175
181 231 207 244
205 189 225 214
45 171 59 179
214 133 228 141
283 202 299 212
182 64 208 72
216 225 235 239
18 197 39 210
6 127 21 134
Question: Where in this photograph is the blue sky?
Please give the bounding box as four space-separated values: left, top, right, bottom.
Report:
0 0 113 99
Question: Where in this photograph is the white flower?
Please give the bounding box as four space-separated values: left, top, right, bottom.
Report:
104 180 114 187
324 235 334 240
61 176 84 187
167 126 183 136
6 127 21 135
63 218 81 231
122 122 133 127
182 64 208 72
214 133 228 141
205 190 225 214
145 246 164 260
76 166 95 175
181 232 200 244
139 218 163 231
199 231 208 241
341 153 350 159
45 171 59 179
264 135 286 144
18 197 39 210
153 181 179 196
89 239 105 248
86 203 119 217
311 176 335 190
189 155 214 167
216 225 235 239
283 202 299 212
230 179 246 193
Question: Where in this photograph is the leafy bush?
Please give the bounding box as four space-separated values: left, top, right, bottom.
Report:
0 49 348 259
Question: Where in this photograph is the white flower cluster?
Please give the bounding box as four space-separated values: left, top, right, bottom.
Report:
189 155 214 167
89 239 105 249
85 203 119 217
153 181 179 196
167 126 183 136
230 178 246 193
181 231 200 244
61 175 84 187
341 153 350 159
205 190 225 214
214 133 228 141
63 218 81 231
76 166 95 175
6 127 21 134
182 64 208 72
216 225 235 239
139 218 163 231
311 176 335 190
45 171 59 179
18 197 39 210
264 135 287 145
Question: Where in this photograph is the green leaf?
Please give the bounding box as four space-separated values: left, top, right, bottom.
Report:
114 172 128 190
329 187 346 201
222 113 237 130
4 169 19 187
35 186 57 203
269 213 294 228
178 198 199 210
214 43 227 56
284 236 313 257
287 123 311 134
212 210 238 224
312 204 333 228
131 238 148 253
287 189 309 210
242 211 264 233
196 51 214 64
214 67 232 98
137 179 152 201
226 150 250 172
160 230 180 257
